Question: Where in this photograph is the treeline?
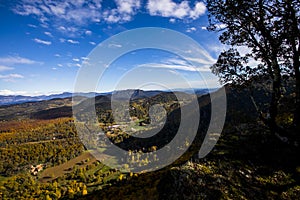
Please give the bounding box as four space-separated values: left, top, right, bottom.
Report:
0 118 84 176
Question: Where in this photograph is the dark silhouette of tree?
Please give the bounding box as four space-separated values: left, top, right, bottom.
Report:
207 0 300 134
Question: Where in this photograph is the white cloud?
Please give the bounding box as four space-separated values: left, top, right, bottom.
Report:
59 38 66 43
236 46 262 67
206 43 228 54
169 18 176 23
138 58 212 72
0 73 24 82
103 10 122 23
0 89 27 96
103 0 141 23
214 23 227 30
0 56 41 65
44 31 53 37
0 66 14 72
0 89 54 96
81 57 89 60
12 0 139 26
66 62 82 68
13 0 205 34
57 64 63 67
33 38 52 45
67 39 79 44
14 0 102 25
73 58 80 62
189 2 206 19
89 41 96 45
57 26 80 37
147 0 206 19
116 0 141 14
185 57 216 65
108 43 123 48
85 30 92 35
28 24 37 28
186 27 197 32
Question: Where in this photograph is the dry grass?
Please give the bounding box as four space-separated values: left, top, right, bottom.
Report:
39 151 97 182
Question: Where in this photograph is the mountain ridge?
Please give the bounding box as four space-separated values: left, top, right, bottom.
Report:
0 88 212 106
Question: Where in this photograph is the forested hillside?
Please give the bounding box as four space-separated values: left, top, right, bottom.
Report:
0 85 299 199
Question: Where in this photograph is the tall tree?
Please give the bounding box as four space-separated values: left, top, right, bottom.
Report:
207 0 300 134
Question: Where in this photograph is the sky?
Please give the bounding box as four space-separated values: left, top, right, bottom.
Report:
0 0 226 96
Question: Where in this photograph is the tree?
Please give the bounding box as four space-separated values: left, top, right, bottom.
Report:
207 0 300 134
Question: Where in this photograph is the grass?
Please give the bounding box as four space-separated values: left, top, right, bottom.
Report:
39 151 97 182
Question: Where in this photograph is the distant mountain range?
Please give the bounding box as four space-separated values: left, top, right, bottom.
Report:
0 88 213 106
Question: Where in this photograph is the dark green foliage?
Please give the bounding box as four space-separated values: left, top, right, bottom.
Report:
32 106 73 120
207 0 300 133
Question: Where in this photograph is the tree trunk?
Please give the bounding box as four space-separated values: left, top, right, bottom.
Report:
287 2 300 132
269 59 281 134
294 53 300 132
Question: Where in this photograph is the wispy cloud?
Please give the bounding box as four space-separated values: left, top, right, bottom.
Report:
67 39 79 44
33 38 52 45
108 43 123 48
0 66 14 72
81 57 89 60
13 0 205 36
185 57 216 66
0 73 24 82
59 38 66 43
138 58 212 72
186 27 197 33
73 58 80 62
13 0 102 25
57 26 81 37
28 24 37 28
44 31 53 37
0 89 28 96
0 56 41 65
0 89 56 96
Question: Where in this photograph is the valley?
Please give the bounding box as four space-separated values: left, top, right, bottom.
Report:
0 87 299 199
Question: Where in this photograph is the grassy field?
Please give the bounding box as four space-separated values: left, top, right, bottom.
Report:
39 151 97 182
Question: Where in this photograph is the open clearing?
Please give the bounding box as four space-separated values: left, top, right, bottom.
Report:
39 151 97 182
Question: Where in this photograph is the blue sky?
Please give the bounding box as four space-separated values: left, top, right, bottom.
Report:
0 0 225 96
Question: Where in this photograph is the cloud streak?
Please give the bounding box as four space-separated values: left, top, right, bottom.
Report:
67 39 79 44
0 66 14 72
0 56 41 65
0 73 24 82
33 38 52 45
138 58 212 72
0 89 55 96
